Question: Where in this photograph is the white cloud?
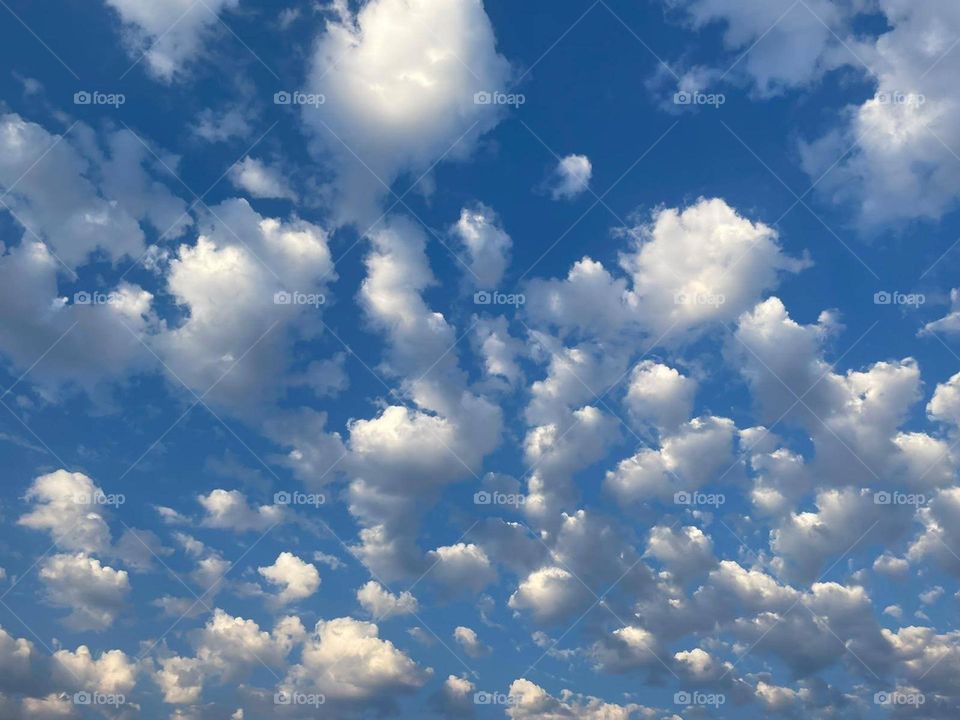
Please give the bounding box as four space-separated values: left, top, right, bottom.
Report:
51 646 137 695
228 157 297 201
103 0 240 81
39 553 130 631
624 360 696 434
426 543 497 595
548 154 592 200
356 581 418 619
302 0 513 224
257 552 320 605
19 470 112 554
451 203 512 287
508 566 591 624
506 678 651 719
198 489 285 532
452 626 491 658
281 617 430 706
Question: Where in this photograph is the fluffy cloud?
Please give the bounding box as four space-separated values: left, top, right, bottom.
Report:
453 626 491 658
257 552 320 605
103 0 240 81
39 553 131 631
425 543 497 595
19 470 113 553
228 157 297 201
451 203 512 287
302 0 513 223
624 360 696 434
198 489 285 532
548 154 592 200
508 566 591 625
281 617 430 708
356 581 418 619
506 678 650 719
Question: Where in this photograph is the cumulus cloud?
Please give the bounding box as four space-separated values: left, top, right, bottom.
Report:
356 581 418 619
19 470 113 553
103 0 240 81
451 203 512 287
302 0 513 223
548 154 592 200
426 543 497 595
228 156 297 201
198 489 285 532
624 360 696 435
281 617 430 710
257 552 320 605
453 626 491 658
506 678 651 719
39 553 130 631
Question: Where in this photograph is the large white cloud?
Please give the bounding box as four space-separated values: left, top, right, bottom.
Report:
103 0 240 81
303 0 513 224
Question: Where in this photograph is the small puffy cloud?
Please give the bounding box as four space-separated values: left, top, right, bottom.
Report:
103 0 240 81
426 543 497 595
431 675 475 718
19 470 112 554
451 203 512 287
646 525 716 584
548 154 592 200
39 553 130 631
198 489 285 532
508 566 591 625
51 646 137 695
624 360 696 434
302 0 512 223
453 626 491 658
928 371 960 427
506 678 650 719
282 617 430 707
228 157 297 201
356 581 418 619
257 552 320 605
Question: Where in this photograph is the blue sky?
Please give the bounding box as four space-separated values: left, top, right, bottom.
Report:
1 0 960 718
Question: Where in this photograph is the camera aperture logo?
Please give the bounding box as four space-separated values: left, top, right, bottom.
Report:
873 290 925 307
473 90 525 107
874 691 925 706
674 691 725 707
274 290 325 308
673 90 725 108
474 490 526 507
674 290 725 307
474 290 525 307
274 90 325 107
274 691 325 707
874 490 927 507
73 291 124 306
74 90 125 108
674 490 725 508
474 691 519 706
73 691 125 706
274 490 325 507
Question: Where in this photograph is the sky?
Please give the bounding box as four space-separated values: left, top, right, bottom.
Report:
1 0 960 718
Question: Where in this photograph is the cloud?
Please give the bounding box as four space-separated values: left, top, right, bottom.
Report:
505 678 651 719
508 566 591 625
19 470 113 554
451 203 512 287
281 617 430 709
228 157 297 201
548 154 592 200
198 489 285 532
257 552 320 605
425 543 497 595
356 581 418 619
453 626 491 658
302 0 513 223
39 553 130 631
624 360 696 435
103 0 240 81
